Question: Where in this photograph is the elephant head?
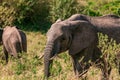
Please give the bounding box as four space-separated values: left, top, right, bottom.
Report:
44 20 98 77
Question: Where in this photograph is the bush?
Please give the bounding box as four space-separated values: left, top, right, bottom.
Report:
77 0 120 16
0 0 119 29
49 0 120 23
0 0 48 28
49 0 80 22
100 0 120 15
98 33 120 68
14 0 38 24
0 2 16 27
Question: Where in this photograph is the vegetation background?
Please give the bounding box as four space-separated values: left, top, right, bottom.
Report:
0 0 120 80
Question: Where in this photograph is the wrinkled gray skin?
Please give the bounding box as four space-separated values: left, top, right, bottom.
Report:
44 14 120 80
66 14 120 43
44 20 98 78
2 26 27 63
65 14 120 79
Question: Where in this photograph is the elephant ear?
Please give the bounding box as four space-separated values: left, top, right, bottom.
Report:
68 21 97 55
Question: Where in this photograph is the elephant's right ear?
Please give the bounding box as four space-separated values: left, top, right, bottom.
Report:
68 21 97 55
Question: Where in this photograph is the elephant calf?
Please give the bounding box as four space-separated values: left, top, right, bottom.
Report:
2 26 27 63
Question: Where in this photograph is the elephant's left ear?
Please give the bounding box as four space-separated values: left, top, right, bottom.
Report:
68 21 97 55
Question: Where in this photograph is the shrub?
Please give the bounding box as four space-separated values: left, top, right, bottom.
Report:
14 0 38 24
98 33 120 69
0 0 119 29
49 0 80 22
100 0 120 15
0 2 16 27
0 0 43 28
79 0 120 16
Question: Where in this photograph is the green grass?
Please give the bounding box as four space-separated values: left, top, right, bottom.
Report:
0 31 120 80
0 0 119 79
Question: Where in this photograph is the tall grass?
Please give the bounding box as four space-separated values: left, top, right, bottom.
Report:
0 31 119 80
0 0 120 80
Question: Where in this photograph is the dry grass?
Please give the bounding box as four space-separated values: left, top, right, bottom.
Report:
0 31 119 80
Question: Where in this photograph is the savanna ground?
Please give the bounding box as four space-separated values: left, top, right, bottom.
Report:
0 0 120 80
0 31 119 80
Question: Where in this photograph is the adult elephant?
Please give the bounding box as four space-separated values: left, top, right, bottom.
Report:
66 14 120 78
44 20 101 78
2 26 27 63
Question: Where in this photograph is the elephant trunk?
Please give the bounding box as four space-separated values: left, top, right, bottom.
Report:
44 41 55 77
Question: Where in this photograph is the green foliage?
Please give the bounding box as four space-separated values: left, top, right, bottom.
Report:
48 0 120 24
81 0 120 16
100 0 120 15
49 0 80 22
0 32 120 80
0 0 38 27
14 0 38 24
12 53 41 75
50 60 62 76
0 0 119 30
0 2 16 27
98 33 120 68
0 0 49 28
81 0 102 16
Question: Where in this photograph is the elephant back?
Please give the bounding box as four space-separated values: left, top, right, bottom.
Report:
2 26 23 52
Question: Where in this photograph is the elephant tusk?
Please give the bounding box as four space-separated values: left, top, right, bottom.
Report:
39 54 44 59
38 54 60 60
50 54 60 60
50 56 56 60
78 69 88 77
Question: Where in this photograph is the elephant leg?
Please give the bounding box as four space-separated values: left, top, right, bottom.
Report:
71 50 92 77
92 48 111 80
22 42 27 52
79 46 95 73
71 55 82 76
3 46 8 63
70 45 95 77
81 48 93 70
97 57 111 80
117 59 120 74
16 42 22 58
21 32 27 52
115 60 120 75
72 56 88 80
11 42 20 58
115 53 120 74
118 62 120 75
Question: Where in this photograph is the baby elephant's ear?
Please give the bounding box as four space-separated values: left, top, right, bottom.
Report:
69 21 97 55
55 18 62 23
